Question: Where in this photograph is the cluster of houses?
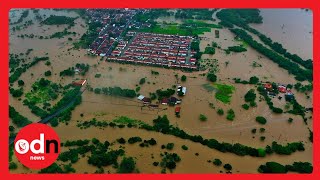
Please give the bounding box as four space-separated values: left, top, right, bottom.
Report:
107 32 198 69
264 83 294 100
86 9 140 56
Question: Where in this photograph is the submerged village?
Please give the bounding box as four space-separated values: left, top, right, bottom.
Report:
9 9 313 173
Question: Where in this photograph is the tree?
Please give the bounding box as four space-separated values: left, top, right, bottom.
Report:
182 145 188 150
207 73 217 82
244 89 256 102
166 143 174 150
226 109 235 121
242 104 249 110
199 114 207 121
217 108 224 115
181 75 187 82
118 157 136 173
18 80 25 86
45 70 52 76
224 163 232 171
256 116 267 125
213 159 222 166
249 76 259 84
139 78 146 85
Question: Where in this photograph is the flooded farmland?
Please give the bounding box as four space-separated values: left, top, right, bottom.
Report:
9 9 313 174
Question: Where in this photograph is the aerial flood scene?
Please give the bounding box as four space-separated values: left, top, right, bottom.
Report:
9 9 313 174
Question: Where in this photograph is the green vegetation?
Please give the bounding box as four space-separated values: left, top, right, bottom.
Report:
181 145 188 150
42 15 76 26
242 104 249 110
181 75 187 82
139 24 211 36
9 56 49 83
9 87 23 97
159 152 181 173
251 129 257 134
166 143 175 150
260 128 265 133
73 21 103 49
118 157 136 173
9 162 18 170
95 74 101 78
227 45 247 52
224 164 233 171
294 83 313 93
139 77 146 85
44 70 52 76
25 78 59 104
207 73 217 82
244 89 256 103
155 88 175 99
175 9 216 20
204 47 215 55
309 129 313 143
60 63 89 76
9 106 32 127
226 109 235 121
11 10 29 25
217 108 224 115
258 162 312 174
256 116 267 125
92 86 136 98
18 80 25 86
199 114 207 121
214 84 235 104
257 86 283 114
260 136 266 141
151 70 159 75
77 115 305 158
234 76 260 85
213 159 222 166
128 137 143 144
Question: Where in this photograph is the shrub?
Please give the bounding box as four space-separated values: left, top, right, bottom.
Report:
260 128 265 133
139 78 146 85
18 80 25 86
128 137 142 144
213 159 222 166
249 76 259 84
260 136 266 141
256 116 267 125
288 118 293 123
207 73 217 82
244 89 256 102
117 138 126 144
44 70 52 76
182 145 188 150
224 163 232 171
226 109 235 121
118 157 135 173
181 75 187 82
251 128 257 134
199 114 207 121
242 104 249 110
217 108 224 115
166 143 174 150
95 74 101 78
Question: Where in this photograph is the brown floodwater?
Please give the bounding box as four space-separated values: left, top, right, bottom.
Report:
9 9 312 174
251 9 313 60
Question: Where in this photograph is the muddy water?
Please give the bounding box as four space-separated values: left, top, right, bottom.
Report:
251 9 313 60
9 9 312 174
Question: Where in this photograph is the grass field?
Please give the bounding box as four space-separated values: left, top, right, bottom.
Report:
214 83 235 104
139 24 212 36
